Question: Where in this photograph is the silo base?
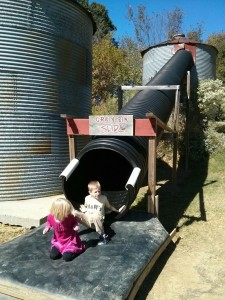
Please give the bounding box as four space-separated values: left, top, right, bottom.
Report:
0 210 172 300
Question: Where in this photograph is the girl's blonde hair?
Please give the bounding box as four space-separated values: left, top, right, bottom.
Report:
50 198 74 221
88 180 101 192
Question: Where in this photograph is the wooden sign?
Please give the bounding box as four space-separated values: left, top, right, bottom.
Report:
89 115 133 136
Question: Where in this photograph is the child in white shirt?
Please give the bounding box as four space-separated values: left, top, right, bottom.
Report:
75 180 126 245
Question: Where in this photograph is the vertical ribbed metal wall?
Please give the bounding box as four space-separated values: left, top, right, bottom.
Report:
142 40 217 86
0 0 94 200
142 46 172 84
196 45 217 80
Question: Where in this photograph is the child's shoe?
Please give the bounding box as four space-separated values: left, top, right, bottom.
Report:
98 234 109 245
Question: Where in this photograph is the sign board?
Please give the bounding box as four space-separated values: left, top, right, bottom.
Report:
89 115 133 136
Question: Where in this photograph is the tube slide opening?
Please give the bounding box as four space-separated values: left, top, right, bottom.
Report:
63 149 133 210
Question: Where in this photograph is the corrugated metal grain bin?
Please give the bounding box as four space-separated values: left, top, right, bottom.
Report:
0 0 95 201
141 34 218 86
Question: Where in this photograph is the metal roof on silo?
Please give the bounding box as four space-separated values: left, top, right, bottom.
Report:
141 34 218 85
0 0 95 201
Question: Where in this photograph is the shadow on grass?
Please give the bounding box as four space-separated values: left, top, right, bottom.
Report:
133 154 211 299
132 155 210 233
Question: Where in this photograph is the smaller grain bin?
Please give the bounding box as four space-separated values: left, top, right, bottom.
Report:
141 34 218 86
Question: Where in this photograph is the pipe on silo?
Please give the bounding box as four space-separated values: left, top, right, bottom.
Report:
60 49 194 218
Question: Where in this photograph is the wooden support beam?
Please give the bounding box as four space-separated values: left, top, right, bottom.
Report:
68 135 75 161
117 86 123 111
173 89 180 131
187 71 191 100
155 195 159 218
146 113 174 133
185 72 191 177
148 137 157 214
172 133 178 196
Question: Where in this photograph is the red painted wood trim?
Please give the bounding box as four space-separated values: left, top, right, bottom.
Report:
66 118 157 137
134 119 156 136
67 119 89 135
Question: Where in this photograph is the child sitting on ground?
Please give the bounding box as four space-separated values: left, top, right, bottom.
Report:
75 180 126 245
43 197 86 261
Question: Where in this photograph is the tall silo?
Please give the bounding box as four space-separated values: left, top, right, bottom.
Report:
141 34 218 86
0 0 95 201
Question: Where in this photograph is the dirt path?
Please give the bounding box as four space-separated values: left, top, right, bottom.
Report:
135 155 225 300
135 215 225 300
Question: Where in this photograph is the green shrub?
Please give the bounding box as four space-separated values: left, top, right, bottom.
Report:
92 96 118 115
177 79 225 161
197 79 225 122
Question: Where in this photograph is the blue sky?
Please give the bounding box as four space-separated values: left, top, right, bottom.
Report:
90 0 224 43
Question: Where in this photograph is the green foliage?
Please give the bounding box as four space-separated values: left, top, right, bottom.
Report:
90 2 116 43
214 121 225 133
75 0 88 9
92 97 118 115
118 37 142 84
76 1 142 110
197 79 225 155
184 80 225 159
75 1 116 43
207 32 225 80
197 79 225 122
92 34 142 104
204 122 225 154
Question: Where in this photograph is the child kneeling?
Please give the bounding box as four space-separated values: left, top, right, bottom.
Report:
43 198 86 261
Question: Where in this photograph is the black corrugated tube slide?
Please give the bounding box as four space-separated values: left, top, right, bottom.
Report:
60 49 194 218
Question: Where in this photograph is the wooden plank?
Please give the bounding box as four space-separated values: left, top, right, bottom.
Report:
146 113 174 132
148 194 154 215
187 71 191 99
66 118 157 137
60 114 75 119
68 135 75 161
155 195 159 218
0 279 63 300
121 85 180 91
148 137 157 213
89 115 134 136
126 229 177 300
172 133 178 197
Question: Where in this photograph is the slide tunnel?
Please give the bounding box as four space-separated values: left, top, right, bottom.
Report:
60 49 194 217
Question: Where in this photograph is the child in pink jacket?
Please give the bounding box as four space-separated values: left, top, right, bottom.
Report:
43 197 86 261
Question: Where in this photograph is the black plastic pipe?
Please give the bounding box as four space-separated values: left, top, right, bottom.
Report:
60 49 194 217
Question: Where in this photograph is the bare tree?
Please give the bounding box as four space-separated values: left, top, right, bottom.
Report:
167 7 183 39
187 22 204 42
127 5 184 49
